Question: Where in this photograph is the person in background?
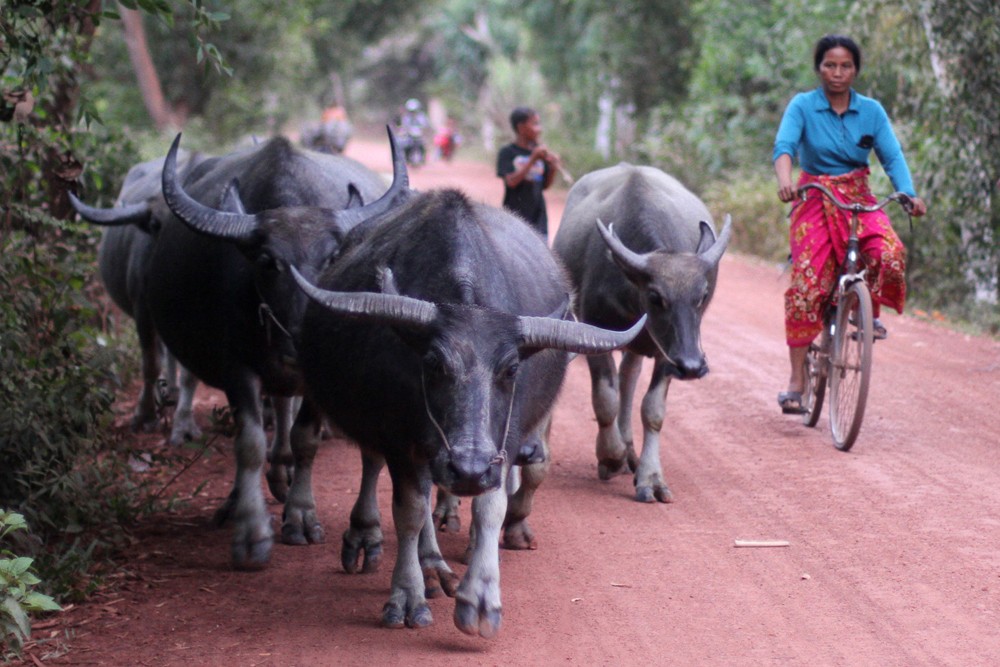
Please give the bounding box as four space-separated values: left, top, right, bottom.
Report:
773 34 926 415
496 106 561 240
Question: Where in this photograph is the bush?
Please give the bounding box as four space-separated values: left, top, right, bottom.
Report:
1 510 61 660
702 172 791 263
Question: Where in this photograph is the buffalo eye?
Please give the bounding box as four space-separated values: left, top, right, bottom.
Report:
423 352 445 378
647 288 664 308
256 252 277 271
502 362 519 382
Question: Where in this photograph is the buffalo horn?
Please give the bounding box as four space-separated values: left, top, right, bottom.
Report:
68 193 150 227
334 125 410 230
698 214 732 267
518 313 647 354
162 134 261 241
595 218 649 274
291 266 437 329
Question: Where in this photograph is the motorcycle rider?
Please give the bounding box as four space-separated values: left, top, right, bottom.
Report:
398 98 428 166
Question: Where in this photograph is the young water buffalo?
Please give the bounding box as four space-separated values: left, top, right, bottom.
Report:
290 189 645 637
553 163 731 503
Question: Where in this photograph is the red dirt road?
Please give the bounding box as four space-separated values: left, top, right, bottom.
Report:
37 135 1000 666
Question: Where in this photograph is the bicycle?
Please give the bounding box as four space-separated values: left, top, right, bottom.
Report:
796 182 913 451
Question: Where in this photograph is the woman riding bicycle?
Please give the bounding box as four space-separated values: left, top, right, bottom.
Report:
773 34 927 415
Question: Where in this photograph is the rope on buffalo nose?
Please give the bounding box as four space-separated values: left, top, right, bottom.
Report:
422 366 451 452
256 285 293 345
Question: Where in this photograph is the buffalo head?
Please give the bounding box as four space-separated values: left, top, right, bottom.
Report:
159 127 410 347
596 214 731 379
291 266 645 495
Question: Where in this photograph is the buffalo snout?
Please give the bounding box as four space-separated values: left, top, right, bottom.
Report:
672 356 709 380
433 447 504 496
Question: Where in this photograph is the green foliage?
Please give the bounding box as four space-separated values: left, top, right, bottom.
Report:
1 511 61 659
853 0 1000 310
703 174 790 263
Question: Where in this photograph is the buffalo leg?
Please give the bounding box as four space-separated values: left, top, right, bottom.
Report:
419 482 459 599
587 352 629 479
634 359 673 503
617 351 643 472
131 312 162 433
217 376 273 569
454 482 507 638
432 487 461 533
342 450 384 574
265 395 296 502
168 365 202 445
503 414 552 550
382 468 433 629
280 398 325 545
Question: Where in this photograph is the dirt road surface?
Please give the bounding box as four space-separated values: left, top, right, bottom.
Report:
34 133 1000 666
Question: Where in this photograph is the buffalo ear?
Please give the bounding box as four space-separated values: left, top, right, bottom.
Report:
219 178 247 214
346 183 365 209
695 221 717 255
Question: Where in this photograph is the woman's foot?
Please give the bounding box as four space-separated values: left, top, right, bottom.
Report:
777 391 807 415
873 318 887 340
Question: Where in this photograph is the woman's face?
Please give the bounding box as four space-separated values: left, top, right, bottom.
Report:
818 46 857 95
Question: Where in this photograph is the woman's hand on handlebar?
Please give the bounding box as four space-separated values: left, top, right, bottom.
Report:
905 196 927 217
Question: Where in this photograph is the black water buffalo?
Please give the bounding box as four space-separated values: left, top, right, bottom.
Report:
553 163 731 503
290 188 645 637
70 152 208 444
149 130 407 568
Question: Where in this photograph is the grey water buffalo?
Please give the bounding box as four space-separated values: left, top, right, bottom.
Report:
70 151 208 444
290 188 645 637
147 130 406 568
553 163 731 503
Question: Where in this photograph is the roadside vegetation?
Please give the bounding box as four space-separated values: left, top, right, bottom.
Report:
2 0 997 657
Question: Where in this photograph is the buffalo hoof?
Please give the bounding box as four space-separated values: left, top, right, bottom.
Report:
342 529 383 574
597 457 629 481
168 415 202 446
502 520 537 550
265 464 292 503
635 483 673 504
231 535 272 571
432 492 461 533
382 600 433 629
454 599 502 638
423 566 460 599
280 508 325 546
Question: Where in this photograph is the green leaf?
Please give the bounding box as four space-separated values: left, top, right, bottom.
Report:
1 596 30 639
24 592 61 613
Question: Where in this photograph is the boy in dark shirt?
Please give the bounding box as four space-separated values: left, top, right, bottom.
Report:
496 107 561 239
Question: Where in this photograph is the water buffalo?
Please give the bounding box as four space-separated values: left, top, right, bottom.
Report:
70 152 208 444
290 188 645 637
149 130 407 568
553 163 731 503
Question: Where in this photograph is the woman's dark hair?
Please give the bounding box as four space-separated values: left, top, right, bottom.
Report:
813 34 862 72
510 106 536 132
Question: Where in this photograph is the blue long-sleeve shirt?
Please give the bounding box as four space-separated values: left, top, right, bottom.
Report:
773 87 916 196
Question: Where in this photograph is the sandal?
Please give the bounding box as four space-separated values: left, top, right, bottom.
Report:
873 318 887 340
777 391 807 415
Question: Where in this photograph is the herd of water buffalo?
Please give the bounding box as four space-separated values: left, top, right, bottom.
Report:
69 127 731 638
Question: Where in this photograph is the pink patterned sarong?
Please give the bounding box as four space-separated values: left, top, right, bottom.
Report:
785 168 907 347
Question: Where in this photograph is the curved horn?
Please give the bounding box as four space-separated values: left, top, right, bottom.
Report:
334 125 410 231
518 313 647 354
69 193 150 227
161 133 260 241
698 214 732 267
291 265 437 330
595 218 650 275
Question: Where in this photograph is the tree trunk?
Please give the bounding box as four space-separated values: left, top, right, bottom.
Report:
119 3 181 132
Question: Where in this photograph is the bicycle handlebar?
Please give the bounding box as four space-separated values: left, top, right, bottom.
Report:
797 182 914 215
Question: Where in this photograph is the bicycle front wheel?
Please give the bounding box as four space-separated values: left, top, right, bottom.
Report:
829 281 873 451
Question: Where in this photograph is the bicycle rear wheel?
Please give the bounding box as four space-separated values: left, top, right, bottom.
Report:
801 338 826 427
829 281 873 451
